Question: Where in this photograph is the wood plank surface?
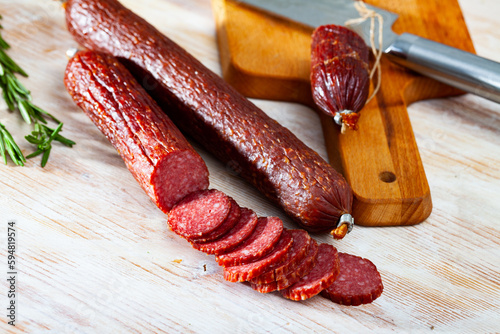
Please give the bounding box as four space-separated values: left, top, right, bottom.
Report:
0 0 499 332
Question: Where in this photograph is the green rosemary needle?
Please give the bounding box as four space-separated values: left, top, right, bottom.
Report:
0 15 75 167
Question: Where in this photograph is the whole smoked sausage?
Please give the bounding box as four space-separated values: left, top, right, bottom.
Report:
311 25 370 130
64 50 209 213
65 0 353 233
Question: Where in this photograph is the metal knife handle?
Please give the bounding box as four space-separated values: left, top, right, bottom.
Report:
384 33 500 103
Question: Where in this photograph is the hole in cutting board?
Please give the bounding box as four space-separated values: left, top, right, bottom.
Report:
379 171 396 183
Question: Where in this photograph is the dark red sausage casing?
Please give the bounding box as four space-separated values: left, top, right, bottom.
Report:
65 0 353 233
64 50 209 213
311 25 370 130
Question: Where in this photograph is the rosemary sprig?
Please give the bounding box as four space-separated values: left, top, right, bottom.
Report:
0 15 75 167
0 123 25 166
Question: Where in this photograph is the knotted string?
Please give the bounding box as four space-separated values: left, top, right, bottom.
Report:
345 1 384 105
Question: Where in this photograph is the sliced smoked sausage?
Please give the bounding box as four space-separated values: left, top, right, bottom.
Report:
64 50 209 213
64 0 353 234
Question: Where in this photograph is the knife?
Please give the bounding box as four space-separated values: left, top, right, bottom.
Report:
234 0 500 103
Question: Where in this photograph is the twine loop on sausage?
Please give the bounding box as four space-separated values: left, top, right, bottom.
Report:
345 1 383 105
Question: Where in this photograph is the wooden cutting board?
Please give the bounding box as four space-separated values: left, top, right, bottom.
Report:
212 0 475 226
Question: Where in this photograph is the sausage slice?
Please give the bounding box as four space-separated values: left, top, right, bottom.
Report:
281 243 340 301
191 207 258 255
321 252 383 306
168 189 232 239
250 229 311 284
216 217 283 267
223 229 293 282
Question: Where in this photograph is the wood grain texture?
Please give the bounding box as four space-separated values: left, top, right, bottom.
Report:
213 0 479 227
0 0 499 332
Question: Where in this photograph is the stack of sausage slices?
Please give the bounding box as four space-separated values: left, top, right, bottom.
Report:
168 189 383 305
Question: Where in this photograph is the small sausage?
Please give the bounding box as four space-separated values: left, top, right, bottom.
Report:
64 0 353 235
311 25 370 130
63 50 209 213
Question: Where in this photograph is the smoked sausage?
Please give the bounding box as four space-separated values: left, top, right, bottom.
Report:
311 25 370 131
63 50 384 306
64 0 353 234
64 50 209 213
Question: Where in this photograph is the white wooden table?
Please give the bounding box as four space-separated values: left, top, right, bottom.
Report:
0 0 499 332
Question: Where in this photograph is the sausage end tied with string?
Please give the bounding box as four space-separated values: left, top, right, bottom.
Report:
310 1 383 134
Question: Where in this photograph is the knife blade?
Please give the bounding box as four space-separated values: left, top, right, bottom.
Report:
234 0 500 103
